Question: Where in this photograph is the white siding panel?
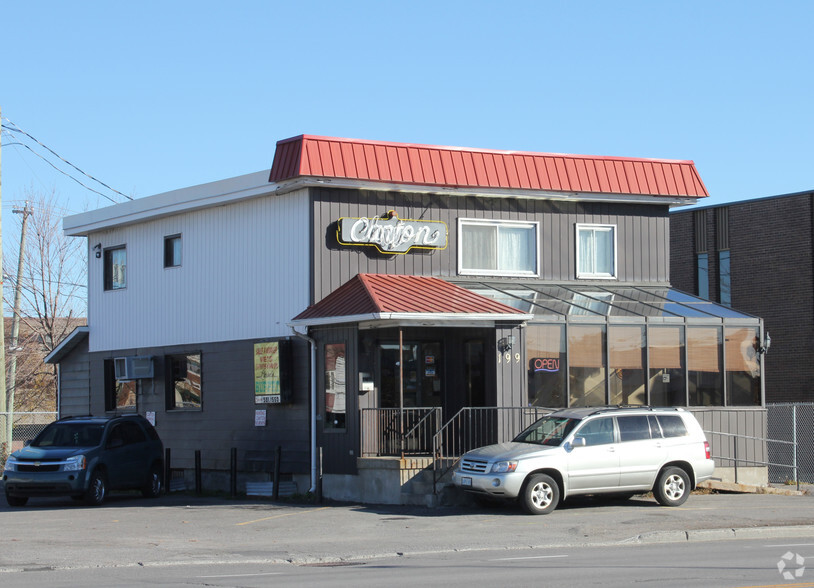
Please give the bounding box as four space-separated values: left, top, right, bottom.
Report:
87 190 310 352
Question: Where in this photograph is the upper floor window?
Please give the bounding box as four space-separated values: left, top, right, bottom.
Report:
164 234 182 268
458 219 538 276
104 246 127 290
576 224 616 279
697 253 710 299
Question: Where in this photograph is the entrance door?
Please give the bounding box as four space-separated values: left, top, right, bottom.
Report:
378 341 442 408
464 339 486 407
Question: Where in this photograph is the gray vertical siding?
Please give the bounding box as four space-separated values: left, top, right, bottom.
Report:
688 407 768 467
311 187 671 302
88 337 311 475
495 324 527 409
58 340 91 417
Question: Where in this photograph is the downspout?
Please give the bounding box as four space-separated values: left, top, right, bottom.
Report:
291 326 318 493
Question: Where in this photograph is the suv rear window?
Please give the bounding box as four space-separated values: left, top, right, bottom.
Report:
657 415 688 437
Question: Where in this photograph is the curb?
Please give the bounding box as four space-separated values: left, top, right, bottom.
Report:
624 525 814 544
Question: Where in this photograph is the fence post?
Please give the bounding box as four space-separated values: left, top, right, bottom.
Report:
230 448 237 498
733 436 738 484
272 445 281 500
792 405 798 491
195 450 202 494
165 448 171 493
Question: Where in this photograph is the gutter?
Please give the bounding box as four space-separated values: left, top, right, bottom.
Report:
290 326 318 495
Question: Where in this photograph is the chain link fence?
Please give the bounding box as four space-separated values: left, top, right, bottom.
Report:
1 412 59 463
767 403 814 485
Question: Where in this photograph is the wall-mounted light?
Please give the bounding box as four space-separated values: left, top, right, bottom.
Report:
758 331 771 355
93 243 102 259
498 335 516 353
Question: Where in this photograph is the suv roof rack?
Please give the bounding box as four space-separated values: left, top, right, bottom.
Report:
584 406 682 417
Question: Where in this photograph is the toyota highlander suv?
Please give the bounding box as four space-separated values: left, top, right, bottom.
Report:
452 407 714 515
3 414 164 507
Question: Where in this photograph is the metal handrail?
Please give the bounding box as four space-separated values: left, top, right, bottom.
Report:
703 429 800 490
432 406 553 486
360 407 441 457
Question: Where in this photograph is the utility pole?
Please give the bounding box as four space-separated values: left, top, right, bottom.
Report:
0 106 8 459
7 202 31 449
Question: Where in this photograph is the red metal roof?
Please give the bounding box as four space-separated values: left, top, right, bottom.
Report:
270 135 708 198
292 274 525 322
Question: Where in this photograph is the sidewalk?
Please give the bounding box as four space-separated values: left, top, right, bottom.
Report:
0 490 812 570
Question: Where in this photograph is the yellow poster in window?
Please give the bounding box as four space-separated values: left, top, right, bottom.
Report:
254 342 281 403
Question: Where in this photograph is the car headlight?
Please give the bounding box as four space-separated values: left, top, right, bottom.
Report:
4 457 19 472
63 455 87 471
490 461 518 473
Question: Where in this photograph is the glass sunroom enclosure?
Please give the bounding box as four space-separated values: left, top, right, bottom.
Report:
464 284 764 408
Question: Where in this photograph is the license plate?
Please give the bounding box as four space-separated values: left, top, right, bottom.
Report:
461 477 472 487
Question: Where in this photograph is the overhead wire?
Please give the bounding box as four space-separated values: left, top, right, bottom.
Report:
1 117 133 203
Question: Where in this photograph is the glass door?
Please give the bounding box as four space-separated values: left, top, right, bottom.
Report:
378 341 442 408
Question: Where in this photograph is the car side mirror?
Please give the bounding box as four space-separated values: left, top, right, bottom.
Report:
571 437 587 448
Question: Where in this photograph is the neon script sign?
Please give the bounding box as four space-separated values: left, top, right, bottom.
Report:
531 358 560 373
337 211 447 254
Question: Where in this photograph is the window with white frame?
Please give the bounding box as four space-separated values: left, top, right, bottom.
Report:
459 219 538 276
576 224 616 279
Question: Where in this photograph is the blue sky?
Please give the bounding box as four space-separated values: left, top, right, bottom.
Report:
2 0 813 237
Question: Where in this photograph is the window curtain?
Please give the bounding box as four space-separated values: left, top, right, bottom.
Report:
649 326 684 369
462 224 496 270
111 248 126 289
578 229 596 274
595 228 614 274
578 227 613 275
498 226 534 272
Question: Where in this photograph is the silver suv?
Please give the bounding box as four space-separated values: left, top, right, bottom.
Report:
452 407 714 515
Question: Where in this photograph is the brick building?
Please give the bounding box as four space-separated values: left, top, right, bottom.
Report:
670 190 814 403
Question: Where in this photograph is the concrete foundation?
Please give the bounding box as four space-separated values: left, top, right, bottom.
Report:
322 457 436 506
708 466 768 486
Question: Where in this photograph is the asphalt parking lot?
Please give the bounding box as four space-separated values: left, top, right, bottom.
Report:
1 488 812 571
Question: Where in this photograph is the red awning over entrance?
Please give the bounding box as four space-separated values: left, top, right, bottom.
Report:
290 274 532 328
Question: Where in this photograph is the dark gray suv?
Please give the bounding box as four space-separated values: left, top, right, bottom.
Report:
3 414 164 507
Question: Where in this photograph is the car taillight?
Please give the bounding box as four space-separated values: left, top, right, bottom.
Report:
704 441 711 460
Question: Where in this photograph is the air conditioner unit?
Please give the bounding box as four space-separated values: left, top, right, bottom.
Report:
114 356 154 381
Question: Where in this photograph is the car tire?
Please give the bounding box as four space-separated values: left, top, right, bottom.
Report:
142 464 163 498
6 493 28 507
653 466 690 507
520 474 560 515
84 470 107 506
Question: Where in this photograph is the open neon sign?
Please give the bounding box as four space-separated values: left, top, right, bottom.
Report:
531 358 560 372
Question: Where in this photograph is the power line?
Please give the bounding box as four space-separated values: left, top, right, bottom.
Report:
1 118 133 203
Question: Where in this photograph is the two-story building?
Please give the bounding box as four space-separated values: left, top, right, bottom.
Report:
50 135 767 503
